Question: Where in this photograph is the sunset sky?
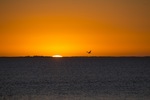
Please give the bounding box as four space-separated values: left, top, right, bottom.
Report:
0 0 150 56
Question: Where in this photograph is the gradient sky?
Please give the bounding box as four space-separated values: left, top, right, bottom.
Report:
0 0 150 56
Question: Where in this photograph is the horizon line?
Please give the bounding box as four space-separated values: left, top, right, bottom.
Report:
0 56 150 58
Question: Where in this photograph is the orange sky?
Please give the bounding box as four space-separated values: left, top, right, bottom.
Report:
0 0 150 56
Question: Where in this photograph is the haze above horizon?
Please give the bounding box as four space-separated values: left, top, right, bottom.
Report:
0 0 150 56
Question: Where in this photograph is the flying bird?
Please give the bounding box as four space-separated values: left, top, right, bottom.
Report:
87 50 92 54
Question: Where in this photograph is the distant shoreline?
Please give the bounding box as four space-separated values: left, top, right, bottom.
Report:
0 56 150 58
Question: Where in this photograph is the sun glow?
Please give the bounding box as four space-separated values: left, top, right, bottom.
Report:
52 55 63 58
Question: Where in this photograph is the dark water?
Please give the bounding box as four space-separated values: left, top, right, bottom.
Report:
0 57 150 100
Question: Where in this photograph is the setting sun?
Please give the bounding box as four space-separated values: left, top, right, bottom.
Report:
52 55 63 58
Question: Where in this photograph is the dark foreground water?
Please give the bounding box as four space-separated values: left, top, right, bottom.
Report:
0 57 150 100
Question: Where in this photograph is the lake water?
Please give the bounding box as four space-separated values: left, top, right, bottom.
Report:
0 57 150 100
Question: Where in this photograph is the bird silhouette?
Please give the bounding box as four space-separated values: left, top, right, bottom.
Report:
87 50 91 54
